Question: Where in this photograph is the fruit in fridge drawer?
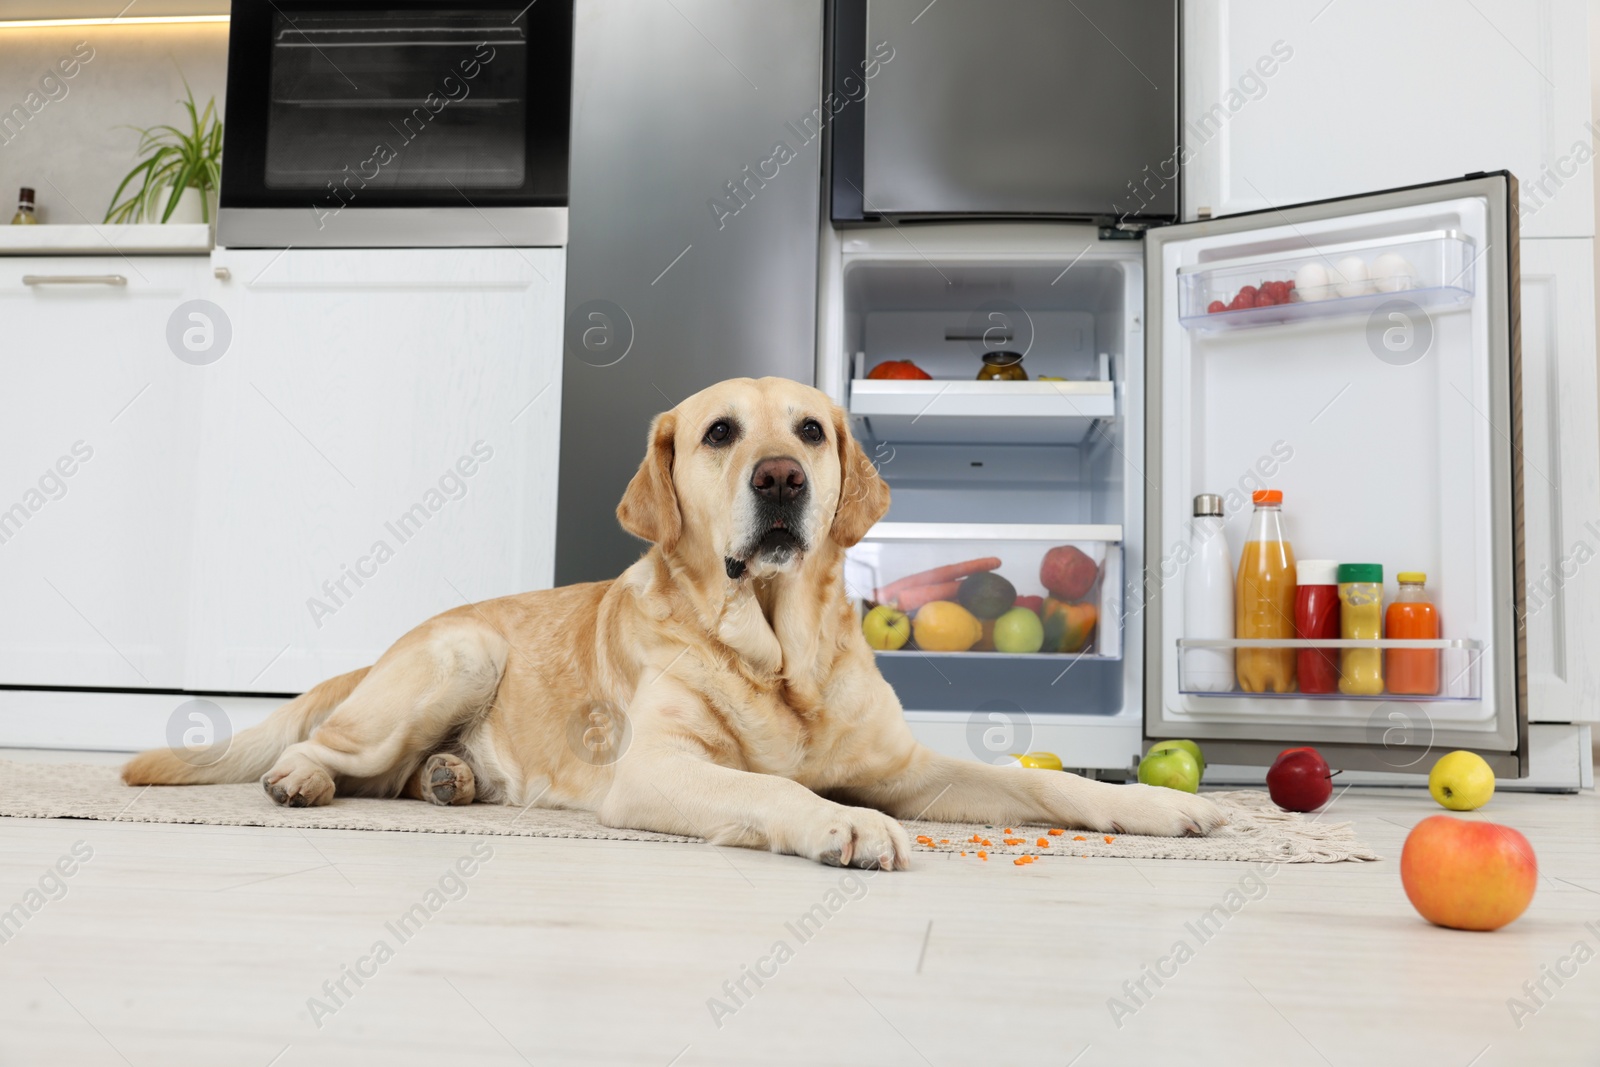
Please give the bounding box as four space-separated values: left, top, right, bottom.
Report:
1040 545 1099 601
866 360 932 380
861 605 911 651
911 601 983 652
992 606 1045 654
1040 598 1097 654
956 571 1017 620
1013 594 1044 613
1207 300 1227 314
1138 746 1202 793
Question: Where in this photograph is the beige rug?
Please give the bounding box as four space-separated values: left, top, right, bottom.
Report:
0 760 1377 863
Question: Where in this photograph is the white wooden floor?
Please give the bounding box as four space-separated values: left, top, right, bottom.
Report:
1 749 1596 1067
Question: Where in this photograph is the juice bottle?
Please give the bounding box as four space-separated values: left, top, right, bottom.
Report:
1386 572 1439 695
1235 490 1296 692
1338 563 1384 695
1293 560 1341 694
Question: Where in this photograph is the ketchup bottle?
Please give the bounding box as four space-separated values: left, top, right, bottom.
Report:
1294 560 1341 694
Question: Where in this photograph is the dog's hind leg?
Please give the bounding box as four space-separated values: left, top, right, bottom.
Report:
261 620 507 807
403 752 478 806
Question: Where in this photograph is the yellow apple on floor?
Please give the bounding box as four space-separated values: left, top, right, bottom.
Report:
1428 750 1495 811
1400 815 1537 931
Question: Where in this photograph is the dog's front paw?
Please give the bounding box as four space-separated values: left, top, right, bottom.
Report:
794 805 912 870
1097 783 1227 837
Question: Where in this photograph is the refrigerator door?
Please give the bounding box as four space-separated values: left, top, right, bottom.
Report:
1143 173 1526 775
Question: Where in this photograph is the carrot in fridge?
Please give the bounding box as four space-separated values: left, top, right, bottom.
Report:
890 581 963 612
874 557 1002 604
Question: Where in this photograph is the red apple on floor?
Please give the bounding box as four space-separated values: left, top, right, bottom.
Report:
1400 815 1538 931
1265 746 1335 812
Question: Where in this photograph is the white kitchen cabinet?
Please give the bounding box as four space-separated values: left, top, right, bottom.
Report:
1517 237 1600 723
1182 0 1593 238
0 256 208 688
185 247 565 694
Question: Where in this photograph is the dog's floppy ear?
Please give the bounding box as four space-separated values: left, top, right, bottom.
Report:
617 411 681 552
829 404 890 548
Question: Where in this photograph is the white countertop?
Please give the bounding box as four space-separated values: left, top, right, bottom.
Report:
0 224 213 255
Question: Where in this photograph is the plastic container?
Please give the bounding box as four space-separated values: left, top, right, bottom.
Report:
1293 559 1341 694
1386 571 1440 695
1182 493 1235 691
1235 490 1296 693
1338 563 1384 695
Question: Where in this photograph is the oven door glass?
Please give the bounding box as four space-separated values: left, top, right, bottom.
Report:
223 1 569 209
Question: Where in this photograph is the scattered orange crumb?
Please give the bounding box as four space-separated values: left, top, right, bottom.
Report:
980 838 992 847
960 851 967 857
1047 828 1065 836
915 835 932 844
1002 837 1023 846
1073 835 1087 842
1104 835 1116 844
1013 856 1039 866
939 838 950 844
969 834 983 844
1004 828 1014 834
1036 838 1050 848
978 850 988 860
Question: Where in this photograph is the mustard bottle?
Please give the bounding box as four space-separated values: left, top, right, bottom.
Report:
1337 563 1384 695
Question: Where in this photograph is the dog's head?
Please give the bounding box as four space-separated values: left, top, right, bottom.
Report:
616 377 890 580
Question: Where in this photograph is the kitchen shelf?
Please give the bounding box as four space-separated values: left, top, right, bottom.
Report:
1178 230 1476 332
846 523 1123 660
1176 637 1483 701
848 379 1115 446
0 224 213 256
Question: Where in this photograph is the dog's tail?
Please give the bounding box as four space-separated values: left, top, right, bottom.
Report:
121 667 370 786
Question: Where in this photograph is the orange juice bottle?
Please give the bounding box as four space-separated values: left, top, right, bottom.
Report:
1235 490 1297 692
1385 572 1439 695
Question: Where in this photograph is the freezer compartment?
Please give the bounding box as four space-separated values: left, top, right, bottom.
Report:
845 523 1122 660
1178 231 1476 331
1176 638 1483 701
848 378 1114 446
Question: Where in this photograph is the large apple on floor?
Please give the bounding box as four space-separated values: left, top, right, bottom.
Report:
1265 746 1335 812
1400 815 1538 931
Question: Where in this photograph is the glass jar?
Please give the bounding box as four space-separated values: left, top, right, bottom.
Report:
1337 563 1384 695
976 350 1028 381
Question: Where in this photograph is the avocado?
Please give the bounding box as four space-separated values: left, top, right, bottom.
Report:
956 571 1017 620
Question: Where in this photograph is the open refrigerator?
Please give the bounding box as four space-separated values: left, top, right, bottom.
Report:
821 173 1528 778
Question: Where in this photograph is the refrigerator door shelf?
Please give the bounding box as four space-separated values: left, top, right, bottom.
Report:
846 524 1123 661
848 379 1115 446
1176 638 1484 702
1177 231 1477 331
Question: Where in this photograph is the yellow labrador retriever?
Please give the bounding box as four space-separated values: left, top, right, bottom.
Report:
124 377 1223 868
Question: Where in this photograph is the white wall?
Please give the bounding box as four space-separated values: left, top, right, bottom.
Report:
0 22 227 224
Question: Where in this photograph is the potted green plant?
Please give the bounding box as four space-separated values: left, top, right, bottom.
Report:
104 77 223 225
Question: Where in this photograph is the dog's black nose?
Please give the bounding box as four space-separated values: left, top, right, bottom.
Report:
751 457 806 504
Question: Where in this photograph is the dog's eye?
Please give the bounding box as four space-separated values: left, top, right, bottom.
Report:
703 419 734 446
797 418 825 444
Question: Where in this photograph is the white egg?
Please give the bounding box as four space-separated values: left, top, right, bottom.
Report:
1335 256 1373 298
1371 252 1416 292
1295 262 1332 301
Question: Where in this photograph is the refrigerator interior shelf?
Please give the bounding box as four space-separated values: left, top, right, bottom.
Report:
1177 231 1477 332
848 379 1115 445
1176 637 1484 701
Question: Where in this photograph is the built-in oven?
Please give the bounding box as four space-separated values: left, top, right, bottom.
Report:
219 0 572 248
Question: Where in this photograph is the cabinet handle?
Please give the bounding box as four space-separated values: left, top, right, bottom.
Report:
22 274 128 286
